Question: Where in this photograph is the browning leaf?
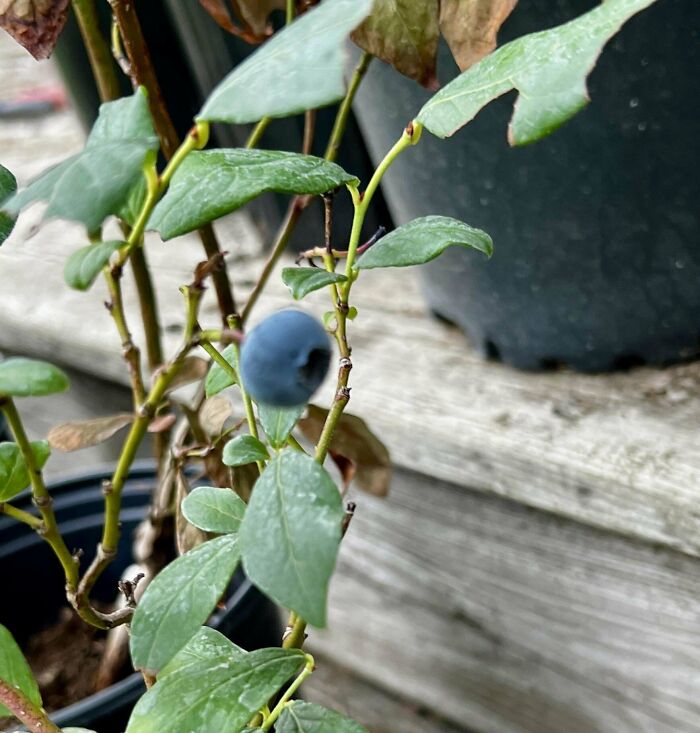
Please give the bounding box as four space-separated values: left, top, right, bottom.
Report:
175 470 210 555
147 413 177 433
166 356 209 392
351 0 440 88
48 414 134 452
234 0 286 36
0 0 70 59
439 0 518 71
299 405 391 497
200 395 233 436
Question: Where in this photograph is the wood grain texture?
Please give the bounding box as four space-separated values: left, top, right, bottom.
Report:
309 469 700 733
302 653 466 733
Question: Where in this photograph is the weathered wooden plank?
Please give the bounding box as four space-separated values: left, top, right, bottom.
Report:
308 468 700 733
302 653 465 733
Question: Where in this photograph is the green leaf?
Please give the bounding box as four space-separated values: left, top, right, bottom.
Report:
64 240 125 291
240 450 344 627
352 0 439 88
0 164 17 246
0 358 69 397
282 268 348 300
0 624 42 717
258 403 304 450
416 0 659 145
125 647 305 733
4 89 158 230
130 534 241 673
181 486 247 534
222 434 270 467
198 0 373 124
150 149 358 240
355 215 492 270
277 701 370 733
158 626 245 680
0 441 51 501
204 345 237 397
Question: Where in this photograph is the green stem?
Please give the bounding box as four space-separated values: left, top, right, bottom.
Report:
241 54 371 323
241 200 304 324
324 52 372 162
261 654 315 731
130 241 163 370
201 340 264 473
71 0 121 102
103 266 146 406
343 122 422 283
0 678 60 733
74 286 204 617
0 399 79 590
286 0 295 24
0 502 43 530
245 117 271 149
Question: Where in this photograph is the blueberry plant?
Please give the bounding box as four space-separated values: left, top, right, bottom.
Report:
0 0 658 730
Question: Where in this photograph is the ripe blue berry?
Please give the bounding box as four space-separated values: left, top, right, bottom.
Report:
240 309 332 407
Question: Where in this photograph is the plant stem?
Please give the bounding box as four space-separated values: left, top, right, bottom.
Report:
0 678 60 733
109 0 237 322
71 0 121 102
108 0 178 158
286 0 295 24
0 399 79 590
343 122 422 284
74 283 205 621
241 55 370 323
130 241 163 370
245 117 271 148
0 502 43 530
104 266 147 406
241 200 304 324
261 654 315 731
324 52 372 162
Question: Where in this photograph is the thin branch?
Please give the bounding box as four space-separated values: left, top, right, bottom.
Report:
0 678 60 733
109 0 237 323
71 0 121 102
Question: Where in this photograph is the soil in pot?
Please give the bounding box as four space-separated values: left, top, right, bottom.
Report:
0 465 281 733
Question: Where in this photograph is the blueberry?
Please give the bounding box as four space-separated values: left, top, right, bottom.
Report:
240 309 332 407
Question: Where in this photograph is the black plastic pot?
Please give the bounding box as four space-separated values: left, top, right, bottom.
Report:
351 0 699 372
0 464 281 733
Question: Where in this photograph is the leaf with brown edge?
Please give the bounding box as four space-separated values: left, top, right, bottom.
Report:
198 0 278 43
439 0 517 71
200 395 233 436
299 405 391 497
0 0 70 60
351 0 440 88
48 414 134 452
165 356 209 393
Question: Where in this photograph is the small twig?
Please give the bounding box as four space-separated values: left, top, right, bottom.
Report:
0 678 60 733
71 0 121 102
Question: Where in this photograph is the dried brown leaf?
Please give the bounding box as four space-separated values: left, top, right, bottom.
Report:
439 0 518 71
233 0 286 36
299 405 391 497
0 0 70 59
147 413 177 433
200 394 233 436
352 0 440 88
166 356 209 392
48 413 134 452
175 470 209 555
